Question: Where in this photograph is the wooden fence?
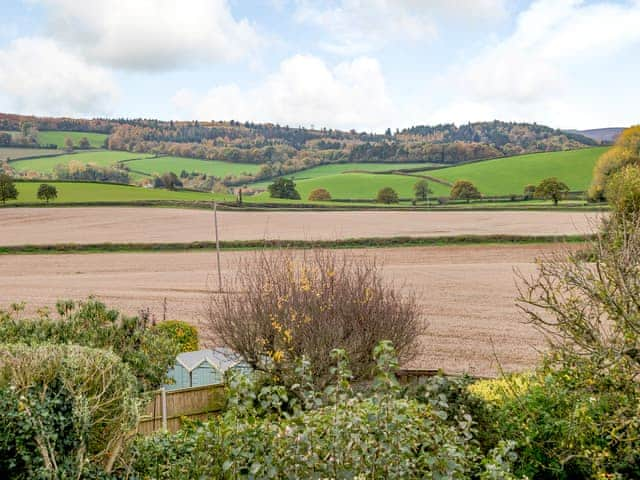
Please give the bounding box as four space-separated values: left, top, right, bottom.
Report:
138 384 226 435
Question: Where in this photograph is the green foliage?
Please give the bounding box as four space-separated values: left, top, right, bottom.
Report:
0 343 140 477
0 298 180 391
155 320 199 352
376 186 399 203
523 184 536 200
0 172 18 203
307 187 331 201
605 164 640 219
157 172 183 190
413 179 432 201
534 177 569 205
450 180 481 202
267 177 301 199
36 183 57 203
125 343 520 479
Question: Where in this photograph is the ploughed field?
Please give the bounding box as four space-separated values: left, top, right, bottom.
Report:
0 207 601 246
0 244 573 376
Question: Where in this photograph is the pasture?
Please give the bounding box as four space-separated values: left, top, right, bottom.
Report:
9 151 154 174
122 156 261 178
425 147 608 196
37 130 109 148
7 181 225 204
0 147 60 162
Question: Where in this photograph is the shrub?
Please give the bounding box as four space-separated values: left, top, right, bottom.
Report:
376 186 399 204
0 173 18 203
523 184 536 200
155 320 199 352
124 343 520 479
0 344 140 477
307 187 331 201
0 298 179 391
205 250 421 388
604 164 640 219
450 180 481 202
268 178 300 199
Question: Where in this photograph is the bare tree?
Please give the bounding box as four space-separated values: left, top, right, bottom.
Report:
204 249 422 387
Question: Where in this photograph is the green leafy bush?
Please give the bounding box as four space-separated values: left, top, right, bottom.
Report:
0 343 140 478
124 342 520 479
155 320 199 352
0 298 179 391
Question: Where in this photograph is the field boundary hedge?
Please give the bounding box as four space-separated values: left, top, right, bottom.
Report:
0 234 594 255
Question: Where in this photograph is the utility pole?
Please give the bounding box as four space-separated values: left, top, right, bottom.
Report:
214 201 222 292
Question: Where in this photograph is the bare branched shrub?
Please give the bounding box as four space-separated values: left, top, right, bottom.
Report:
517 213 640 375
205 249 421 387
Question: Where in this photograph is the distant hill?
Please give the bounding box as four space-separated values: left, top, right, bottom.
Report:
566 128 625 144
1 113 598 185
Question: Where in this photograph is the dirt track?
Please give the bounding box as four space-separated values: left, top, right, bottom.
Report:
0 244 574 376
0 207 601 246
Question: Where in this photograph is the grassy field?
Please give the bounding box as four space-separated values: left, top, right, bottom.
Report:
0 147 60 162
425 147 608 196
123 156 261 178
8 181 229 204
37 131 109 148
255 172 451 201
10 151 154 174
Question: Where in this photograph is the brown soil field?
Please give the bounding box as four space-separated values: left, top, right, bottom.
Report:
0 244 576 376
0 207 601 246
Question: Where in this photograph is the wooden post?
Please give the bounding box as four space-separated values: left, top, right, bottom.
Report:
214 201 222 292
161 387 167 432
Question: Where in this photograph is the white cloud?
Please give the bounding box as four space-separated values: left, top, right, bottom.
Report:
36 0 261 71
0 37 118 116
457 0 640 104
172 54 394 131
295 0 508 54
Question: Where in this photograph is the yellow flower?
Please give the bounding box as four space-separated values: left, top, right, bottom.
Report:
272 350 284 362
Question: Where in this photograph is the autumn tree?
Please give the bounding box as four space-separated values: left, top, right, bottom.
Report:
376 187 399 204
535 177 569 206
413 179 432 202
605 165 640 220
37 183 58 203
523 184 536 200
268 178 300 200
0 174 18 203
450 180 481 203
78 137 91 149
64 137 74 152
308 188 331 201
589 125 640 200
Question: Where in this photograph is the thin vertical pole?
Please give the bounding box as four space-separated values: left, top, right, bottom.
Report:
161 387 167 432
214 201 222 292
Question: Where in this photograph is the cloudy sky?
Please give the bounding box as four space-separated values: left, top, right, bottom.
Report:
0 0 638 131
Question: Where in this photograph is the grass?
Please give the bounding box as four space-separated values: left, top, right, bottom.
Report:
37 131 109 148
255 172 451 201
7 181 231 204
9 151 155 174
122 156 261 178
425 147 608 196
250 162 438 190
0 234 594 255
0 147 60 162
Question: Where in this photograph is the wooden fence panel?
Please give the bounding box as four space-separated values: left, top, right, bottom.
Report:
138 384 226 435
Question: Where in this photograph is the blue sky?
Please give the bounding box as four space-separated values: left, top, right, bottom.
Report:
0 0 638 132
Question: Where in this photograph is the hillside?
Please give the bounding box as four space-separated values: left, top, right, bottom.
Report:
568 128 625 144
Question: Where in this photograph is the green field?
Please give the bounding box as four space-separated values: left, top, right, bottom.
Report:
424 147 608 196
0 147 60 162
250 162 437 190
38 131 109 148
123 156 261 178
9 181 231 204
255 173 451 201
10 151 154 174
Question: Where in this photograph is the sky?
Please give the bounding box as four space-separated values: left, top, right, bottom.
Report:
0 0 638 132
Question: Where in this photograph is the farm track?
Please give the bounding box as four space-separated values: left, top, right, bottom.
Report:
0 207 602 247
0 244 579 377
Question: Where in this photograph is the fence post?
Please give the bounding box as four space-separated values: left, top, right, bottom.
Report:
161 387 167 432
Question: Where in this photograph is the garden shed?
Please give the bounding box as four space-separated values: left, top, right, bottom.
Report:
164 347 251 391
